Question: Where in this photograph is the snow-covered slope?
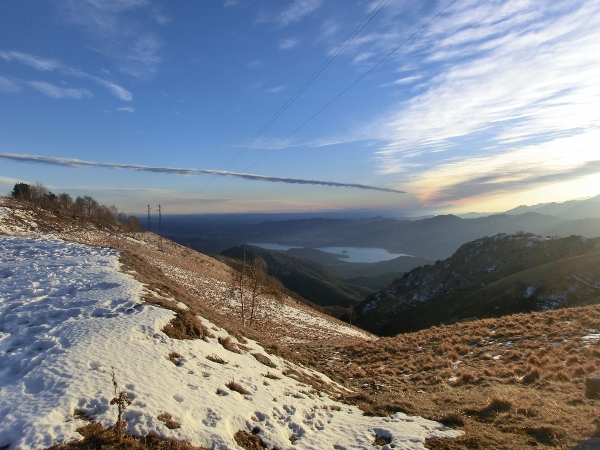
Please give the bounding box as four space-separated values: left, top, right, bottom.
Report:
0 235 461 449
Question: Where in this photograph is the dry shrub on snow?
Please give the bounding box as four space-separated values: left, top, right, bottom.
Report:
226 380 251 395
252 352 277 368
218 336 245 353
162 311 209 340
157 412 180 430
233 429 266 450
205 353 227 365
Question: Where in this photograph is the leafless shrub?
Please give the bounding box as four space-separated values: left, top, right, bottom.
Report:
110 368 133 435
206 353 227 365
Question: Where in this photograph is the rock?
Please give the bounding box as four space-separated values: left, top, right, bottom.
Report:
585 375 600 398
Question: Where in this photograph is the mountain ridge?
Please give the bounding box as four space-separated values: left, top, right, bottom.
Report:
357 232 600 335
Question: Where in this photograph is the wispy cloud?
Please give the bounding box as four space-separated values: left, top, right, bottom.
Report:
257 0 322 27
0 76 21 93
0 50 132 101
279 38 299 50
29 81 93 99
0 152 405 194
278 0 322 26
117 106 135 113
360 0 600 204
0 51 61 71
406 129 600 206
246 60 262 70
266 85 287 94
52 0 165 78
392 75 422 85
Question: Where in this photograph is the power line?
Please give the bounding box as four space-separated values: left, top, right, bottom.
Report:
197 0 390 193
242 0 459 173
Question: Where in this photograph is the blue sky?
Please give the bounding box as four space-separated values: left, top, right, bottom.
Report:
1 0 599 214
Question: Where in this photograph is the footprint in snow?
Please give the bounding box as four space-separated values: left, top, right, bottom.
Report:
202 408 221 427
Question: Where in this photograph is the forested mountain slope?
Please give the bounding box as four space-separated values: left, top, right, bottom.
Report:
357 233 600 335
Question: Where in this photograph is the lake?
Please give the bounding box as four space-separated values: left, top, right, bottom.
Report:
249 243 410 263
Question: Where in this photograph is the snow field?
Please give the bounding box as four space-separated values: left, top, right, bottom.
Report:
0 235 461 449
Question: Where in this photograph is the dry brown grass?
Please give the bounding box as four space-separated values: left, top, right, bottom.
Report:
218 336 246 353
252 352 277 368
156 413 180 430
46 422 206 450
162 311 210 341
167 352 183 366
233 430 266 450
293 304 600 449
205 353 227 365
262 371 281 380
226 380 251 395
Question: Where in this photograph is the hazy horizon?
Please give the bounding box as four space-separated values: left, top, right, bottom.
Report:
2 1 599 215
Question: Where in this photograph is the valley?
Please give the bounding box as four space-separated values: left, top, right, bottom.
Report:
1 193 600 449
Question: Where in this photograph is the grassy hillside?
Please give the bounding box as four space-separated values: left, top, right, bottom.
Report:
220 244 373 308
357 233 600 335
301 304 600 449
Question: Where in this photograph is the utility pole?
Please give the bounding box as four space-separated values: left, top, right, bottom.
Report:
157 204 163 252
147 205 151 232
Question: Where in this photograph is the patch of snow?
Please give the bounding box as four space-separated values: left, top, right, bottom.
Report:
582 334 600 344
537 293 567 311
524 285 537 298
0 235 461 449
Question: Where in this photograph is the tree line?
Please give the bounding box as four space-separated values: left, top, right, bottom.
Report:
10 182 143 231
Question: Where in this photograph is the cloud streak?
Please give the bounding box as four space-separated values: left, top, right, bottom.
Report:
406 129 600 206
343 0 600 205
28 81 93 99
0 152 405 194
0 50 132 101
278 0 322 26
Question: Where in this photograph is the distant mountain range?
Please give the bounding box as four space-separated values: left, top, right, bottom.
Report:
356 233 600 335
164 195 600 262
505 194 600 220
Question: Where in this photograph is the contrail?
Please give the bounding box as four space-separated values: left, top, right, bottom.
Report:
0 152 405 194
